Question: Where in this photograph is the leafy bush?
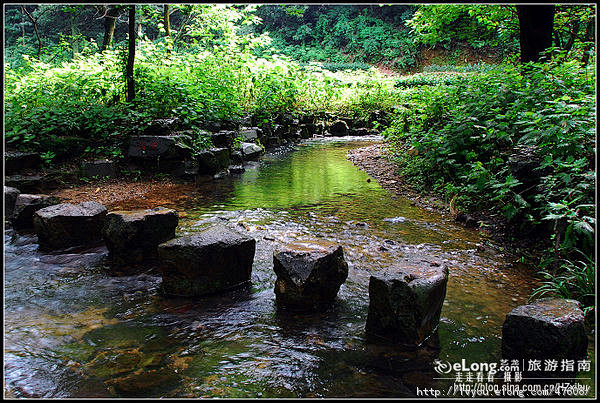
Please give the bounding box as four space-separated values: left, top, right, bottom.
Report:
532 249 595 317
255 5 419 70
394 72 461 87
423 63 498 73
5 35 402 160
383 59 596 310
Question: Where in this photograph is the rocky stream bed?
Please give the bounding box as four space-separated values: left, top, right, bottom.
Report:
4 137 595 398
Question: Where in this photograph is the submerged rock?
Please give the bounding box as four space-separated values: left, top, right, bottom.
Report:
273 240 348 312
33 201 107 249
501 297 588 375
11 193 60 230
365 264 449 347
102 207 178 271
158 224 256 297
4 186 21 219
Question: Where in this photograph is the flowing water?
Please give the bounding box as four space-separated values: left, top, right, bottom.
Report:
4 137 595 398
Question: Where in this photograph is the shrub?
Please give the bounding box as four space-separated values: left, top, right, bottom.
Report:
383 59 596 311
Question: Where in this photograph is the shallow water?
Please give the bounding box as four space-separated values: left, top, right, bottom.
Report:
4 137 595 398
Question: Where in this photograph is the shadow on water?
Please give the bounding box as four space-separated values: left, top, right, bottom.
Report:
4 138 595 398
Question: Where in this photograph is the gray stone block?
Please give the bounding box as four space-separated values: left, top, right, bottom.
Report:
365 264 449 347
273 240 348 312
34 201 107 249
158 224 256 297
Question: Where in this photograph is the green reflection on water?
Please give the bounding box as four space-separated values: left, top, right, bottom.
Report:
229 141 383 211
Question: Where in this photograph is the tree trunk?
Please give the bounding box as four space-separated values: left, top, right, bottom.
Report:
101 5 121 51
71 13 80 55
126 5 136 103
164 4 171 37
21 6 42 56
563 20 579 54
581 17 595 67
21 11 26 46
517 5 555 63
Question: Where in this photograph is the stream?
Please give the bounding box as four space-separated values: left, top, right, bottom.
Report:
4 137 595 398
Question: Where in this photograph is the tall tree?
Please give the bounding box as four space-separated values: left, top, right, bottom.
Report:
164 4 171 37
517 5 555 62
20 5 42 56
580 17 595 66
126 5 136 102
101 5 122 51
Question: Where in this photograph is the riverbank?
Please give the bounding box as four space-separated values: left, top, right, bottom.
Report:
347 143 534 256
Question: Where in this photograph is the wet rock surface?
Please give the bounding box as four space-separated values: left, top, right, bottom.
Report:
501 297 588 373
33 201 108 249
273 240 349 312
102 207 179 271
4 186 21 218
158 223 256 297
365 264 449 347
11 193 61 230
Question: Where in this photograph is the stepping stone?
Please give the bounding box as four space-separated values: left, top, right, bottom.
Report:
158 224 256 297
5 151 42 175
102 207 178 270
4 186 20 218
273 240 348 312
33 201 107 249
11 194 60 230
365 264 449 347
502 297 588 374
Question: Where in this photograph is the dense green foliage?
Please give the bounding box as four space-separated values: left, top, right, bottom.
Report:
254 5 419 70
383 57 596 313
406 4 519 53
4 39 399 162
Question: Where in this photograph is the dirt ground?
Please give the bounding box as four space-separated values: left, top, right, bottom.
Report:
49 178 197 211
